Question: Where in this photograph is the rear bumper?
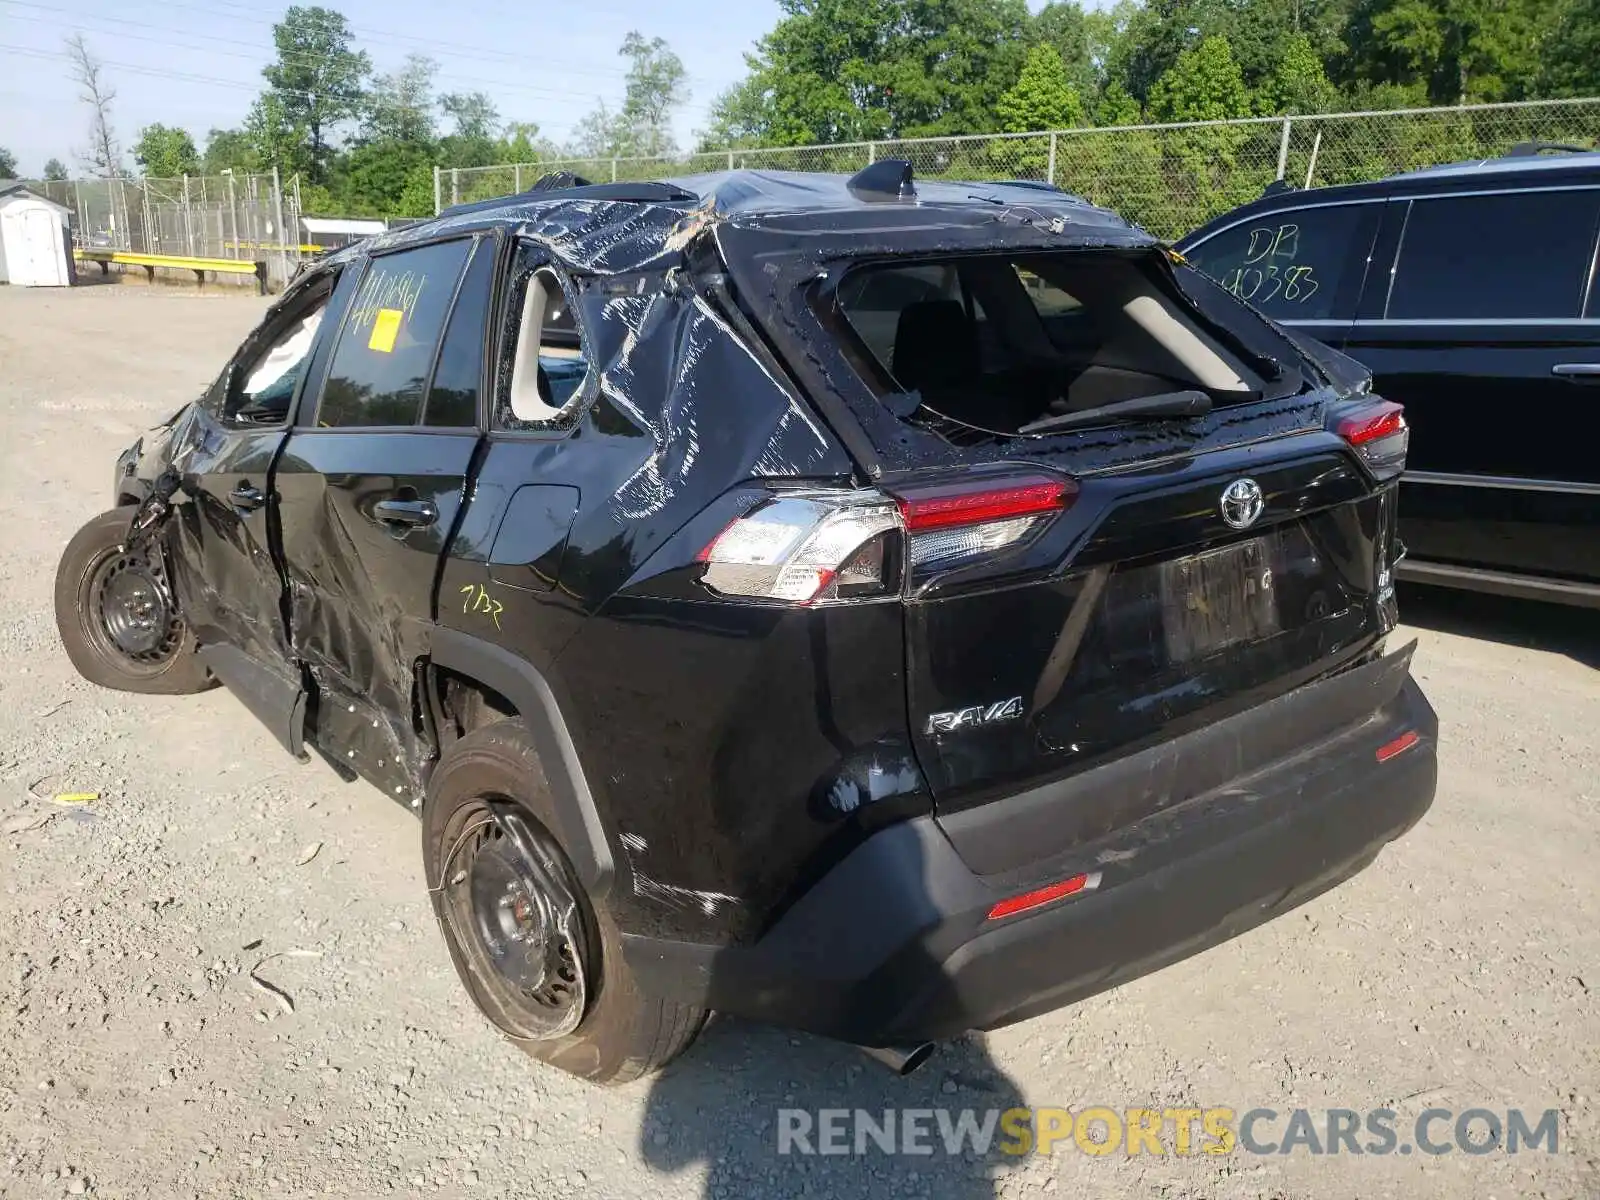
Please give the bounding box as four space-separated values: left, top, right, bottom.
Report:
622 644 1437 1045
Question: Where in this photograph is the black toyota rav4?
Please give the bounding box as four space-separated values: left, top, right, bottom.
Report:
54 164 1437 1084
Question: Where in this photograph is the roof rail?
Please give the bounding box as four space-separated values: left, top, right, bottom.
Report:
1506 140 1593 157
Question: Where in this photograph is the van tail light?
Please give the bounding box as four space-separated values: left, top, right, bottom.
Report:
1333 399 1409 482
696 473 1076 605
891 475 1077 576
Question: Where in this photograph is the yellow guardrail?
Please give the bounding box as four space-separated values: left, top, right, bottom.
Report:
222 241 326 254
75 249 268 294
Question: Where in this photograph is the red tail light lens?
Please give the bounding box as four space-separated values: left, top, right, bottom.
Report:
898 479 1074 531
697 474 1076 604
1333 400 1409 481
892 474 1077 578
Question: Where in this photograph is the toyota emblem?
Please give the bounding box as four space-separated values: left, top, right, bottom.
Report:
1220 478 1265 529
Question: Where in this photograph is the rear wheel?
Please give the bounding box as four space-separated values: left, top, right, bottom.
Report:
423 721 706 1084
53 506 213 694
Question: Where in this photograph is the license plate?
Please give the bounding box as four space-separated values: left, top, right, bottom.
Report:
1159 538 1280 663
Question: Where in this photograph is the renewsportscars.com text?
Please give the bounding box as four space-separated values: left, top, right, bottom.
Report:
776 1106 1560 1158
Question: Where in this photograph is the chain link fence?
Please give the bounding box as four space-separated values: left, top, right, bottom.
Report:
440 97 1600 241
25 171 304 290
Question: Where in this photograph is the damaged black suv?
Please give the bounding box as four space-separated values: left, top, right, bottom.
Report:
54 164 1437 1084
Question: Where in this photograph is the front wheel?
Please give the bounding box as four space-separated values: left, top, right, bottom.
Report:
423 721 706 1084
53 506 214 695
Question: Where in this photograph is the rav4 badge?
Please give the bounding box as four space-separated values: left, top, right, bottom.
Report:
926 696 1025 736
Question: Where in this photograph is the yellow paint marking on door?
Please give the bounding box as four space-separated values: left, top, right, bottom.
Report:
369 307 404 353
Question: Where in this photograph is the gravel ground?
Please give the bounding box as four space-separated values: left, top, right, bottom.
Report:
0 284 1596 1200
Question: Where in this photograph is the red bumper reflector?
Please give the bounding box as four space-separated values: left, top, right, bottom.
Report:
1376 730 1420 762
986 871 1100 921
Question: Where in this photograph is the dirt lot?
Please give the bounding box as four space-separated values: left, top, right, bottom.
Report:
0 285 1596 1200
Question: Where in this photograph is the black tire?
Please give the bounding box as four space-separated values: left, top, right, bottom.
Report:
53 506 214 695
423 720 707 1084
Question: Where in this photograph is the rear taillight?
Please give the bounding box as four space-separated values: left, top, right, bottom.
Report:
892 475 1077 576
696 473 1075 604
1333 399 1409 482
698 491 902 604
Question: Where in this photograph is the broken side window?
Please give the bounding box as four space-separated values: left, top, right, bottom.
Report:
226 299 329 426
494 249 592 431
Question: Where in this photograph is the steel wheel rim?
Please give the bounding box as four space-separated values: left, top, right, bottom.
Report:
441 800 590 1041
88 545 183 671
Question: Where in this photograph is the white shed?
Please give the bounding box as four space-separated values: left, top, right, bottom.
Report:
0 182 74 287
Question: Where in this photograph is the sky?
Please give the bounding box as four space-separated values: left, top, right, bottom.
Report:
0 0 790 177
2 1 1073 179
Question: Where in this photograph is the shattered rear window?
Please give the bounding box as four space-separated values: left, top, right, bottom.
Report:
832 249 1274 446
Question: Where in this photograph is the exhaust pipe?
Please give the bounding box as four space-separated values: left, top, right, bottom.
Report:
857 1042 937 1076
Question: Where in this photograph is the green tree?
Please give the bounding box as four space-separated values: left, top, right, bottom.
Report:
133 123 200 177
1347 0 1557 103
618 33 689 156
363 53 438 144
1149 37 1261 225
1259 31 1342 112
1148 34 1252 121
1116 0 1210 105
244 92 307 176
1541 0 1600 97
0 147 16 177
439 93 501 168
396 164 438 216
43 157 69 181
715 0 1032 146
1031 2 1097 98
997 44 1086 131
441 92 500 142
201 128 258 175
1095 80 1144 125
261 5 370 181
568 99 623 158
697 77 774 151
570 33 689 158
496 121 551 164
334 139 433 213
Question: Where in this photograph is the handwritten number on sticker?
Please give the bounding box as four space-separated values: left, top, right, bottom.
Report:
459 583 505 630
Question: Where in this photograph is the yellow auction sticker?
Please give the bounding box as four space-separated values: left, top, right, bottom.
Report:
368 307 404 353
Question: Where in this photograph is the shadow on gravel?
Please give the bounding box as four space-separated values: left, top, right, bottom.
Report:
639 1019 1026 1198
1399 583 1600 670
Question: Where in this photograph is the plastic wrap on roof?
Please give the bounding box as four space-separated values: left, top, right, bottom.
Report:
326 169 1160 282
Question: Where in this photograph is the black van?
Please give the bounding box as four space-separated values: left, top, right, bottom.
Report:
1178 147 1600 608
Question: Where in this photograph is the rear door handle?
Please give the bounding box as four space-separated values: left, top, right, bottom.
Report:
373 498 438 528
1552 363 1600 383
229 482 266 511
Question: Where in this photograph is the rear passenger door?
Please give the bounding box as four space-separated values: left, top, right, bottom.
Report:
1180 199 1383 345
1345 187 1600 584
272 234 497 795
